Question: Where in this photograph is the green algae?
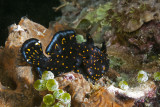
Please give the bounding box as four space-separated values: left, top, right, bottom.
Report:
154 72 160 81
34 71 71 107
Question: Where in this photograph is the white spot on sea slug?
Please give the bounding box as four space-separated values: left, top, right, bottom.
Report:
35 41 40 45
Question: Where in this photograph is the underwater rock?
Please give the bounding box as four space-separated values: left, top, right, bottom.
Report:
106 21 160 73
55 72 91 106
0 17 53 107
82 87 135 107
107 43 143 73
56 72 157 107
56 72 136 107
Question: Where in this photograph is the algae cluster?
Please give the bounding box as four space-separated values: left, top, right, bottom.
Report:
34 71 71 107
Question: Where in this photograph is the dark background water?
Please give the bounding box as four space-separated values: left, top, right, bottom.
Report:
0 0 61 46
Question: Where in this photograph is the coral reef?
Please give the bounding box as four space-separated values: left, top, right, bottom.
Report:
54 0 160 106
106 0 160 32
1 0 160 104
56 0 112 44
0 18 47 106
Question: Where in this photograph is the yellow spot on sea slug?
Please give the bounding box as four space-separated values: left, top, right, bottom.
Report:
70 35 75 40
55 44 58 49
35 50 38 53
62 38 65 44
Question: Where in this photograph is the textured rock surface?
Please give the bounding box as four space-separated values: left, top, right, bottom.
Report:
55 72 135 107
0 17 52 107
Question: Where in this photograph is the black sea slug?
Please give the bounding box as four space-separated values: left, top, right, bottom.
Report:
21 30 109 81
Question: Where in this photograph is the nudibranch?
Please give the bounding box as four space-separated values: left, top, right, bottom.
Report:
21 30 109 81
